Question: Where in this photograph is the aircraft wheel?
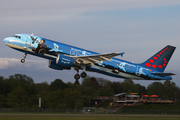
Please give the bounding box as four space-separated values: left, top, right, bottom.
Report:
81 72 87 78
21 59 25 63
74 74 80 80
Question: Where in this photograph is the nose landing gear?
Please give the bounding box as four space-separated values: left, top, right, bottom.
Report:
21 53 27 63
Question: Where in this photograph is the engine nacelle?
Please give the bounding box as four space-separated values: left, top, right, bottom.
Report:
56 54 75 69
49 60 64 70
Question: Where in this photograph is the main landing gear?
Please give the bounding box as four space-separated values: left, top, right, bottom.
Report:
21 53 27 63
74 72 87 80
74 66 87 84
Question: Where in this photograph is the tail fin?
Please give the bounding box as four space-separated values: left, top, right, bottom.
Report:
139 45 176 72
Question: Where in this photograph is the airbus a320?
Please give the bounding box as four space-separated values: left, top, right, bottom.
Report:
3 34 176 82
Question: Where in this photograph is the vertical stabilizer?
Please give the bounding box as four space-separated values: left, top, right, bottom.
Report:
139 45 176 72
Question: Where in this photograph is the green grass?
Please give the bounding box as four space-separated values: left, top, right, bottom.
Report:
0 115 180 120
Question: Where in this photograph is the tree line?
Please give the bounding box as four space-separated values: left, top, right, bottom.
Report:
0 74 179 109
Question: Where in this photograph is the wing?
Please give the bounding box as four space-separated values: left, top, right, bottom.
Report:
71 52 125 65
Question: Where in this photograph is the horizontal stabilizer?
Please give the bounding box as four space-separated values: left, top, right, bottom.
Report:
120 52 125 57
152 73 175 76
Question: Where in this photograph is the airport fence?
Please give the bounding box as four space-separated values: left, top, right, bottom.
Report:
0 108 180 114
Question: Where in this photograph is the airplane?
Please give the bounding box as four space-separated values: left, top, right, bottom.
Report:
3 33 176 81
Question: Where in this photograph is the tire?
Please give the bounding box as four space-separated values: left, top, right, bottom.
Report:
21 59 25 63
81 72 87 78
74 74 80 80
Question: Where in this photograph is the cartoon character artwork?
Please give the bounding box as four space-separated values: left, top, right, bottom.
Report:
136 67 146 76
31 38 47 55
49 43 62 52
82 51 87 56
118 62 127 72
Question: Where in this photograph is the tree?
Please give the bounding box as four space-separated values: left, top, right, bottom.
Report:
36 82 49 94
134 83 147 95
6 86 28 108
121 79 136 93
147 82 164 98
98 80 114 96
49 79 67 91
111 81 123 94
81 77 99 96
64 88 83 108
163 80 178 100
43 89 64 108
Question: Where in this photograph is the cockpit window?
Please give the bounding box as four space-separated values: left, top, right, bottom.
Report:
12 35 21 39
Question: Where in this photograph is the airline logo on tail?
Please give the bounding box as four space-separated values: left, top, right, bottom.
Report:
140 45 176 72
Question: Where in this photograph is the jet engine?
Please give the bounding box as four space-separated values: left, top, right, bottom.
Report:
56 54 76 69
48 60 64 70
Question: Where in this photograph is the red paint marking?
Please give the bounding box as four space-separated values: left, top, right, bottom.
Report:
146 63 151 67
164 58 166 60
152 64 157 68
163 63 166 66
150 59 154 63
158 65 162 68
153 57 157 60
157 54 160 57
159 52 162 54
164 61 167 63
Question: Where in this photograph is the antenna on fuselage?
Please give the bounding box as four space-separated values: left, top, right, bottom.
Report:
31 33 34 36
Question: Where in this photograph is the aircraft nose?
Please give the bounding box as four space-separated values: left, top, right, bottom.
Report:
3 37 11 45
3 37 8 43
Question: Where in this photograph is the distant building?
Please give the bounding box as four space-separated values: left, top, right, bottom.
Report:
113 93 140 106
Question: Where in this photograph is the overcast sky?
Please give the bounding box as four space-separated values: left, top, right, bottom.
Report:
0 0 180 87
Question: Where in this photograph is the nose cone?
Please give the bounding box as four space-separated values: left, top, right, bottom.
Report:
3 37 10 43
3 37 13 47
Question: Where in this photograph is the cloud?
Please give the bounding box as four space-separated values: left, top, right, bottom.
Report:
0 58 48 70
1 0 180 23
2 0 180 11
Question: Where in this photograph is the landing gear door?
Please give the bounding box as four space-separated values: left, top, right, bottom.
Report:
25 36 31 45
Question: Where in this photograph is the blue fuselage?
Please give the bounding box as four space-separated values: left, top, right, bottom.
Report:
3 34 172 80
